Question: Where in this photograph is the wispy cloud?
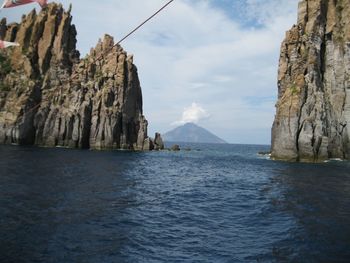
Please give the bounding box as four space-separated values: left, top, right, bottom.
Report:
172 102 210 126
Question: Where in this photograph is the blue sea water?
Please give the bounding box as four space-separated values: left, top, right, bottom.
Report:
0 143 349 263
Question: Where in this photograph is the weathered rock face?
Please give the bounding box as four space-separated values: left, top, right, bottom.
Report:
271 0 350 162
0 3 150 150
154 132 164 150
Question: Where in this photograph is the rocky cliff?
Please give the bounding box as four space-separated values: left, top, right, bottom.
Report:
271 0 350 162
0 3 150 150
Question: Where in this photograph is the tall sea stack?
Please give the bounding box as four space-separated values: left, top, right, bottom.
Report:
0 3 149 150
271 0 350 162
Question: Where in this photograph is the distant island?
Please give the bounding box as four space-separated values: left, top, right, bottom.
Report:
163 123 227 144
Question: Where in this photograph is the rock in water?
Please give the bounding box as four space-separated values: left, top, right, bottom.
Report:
154 132 164 150
170 144 180 151
271 0 350 162
0 3 150 150
143 137 154 151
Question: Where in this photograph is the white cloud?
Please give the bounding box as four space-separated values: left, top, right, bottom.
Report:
173 102 210 126
2 0 299 144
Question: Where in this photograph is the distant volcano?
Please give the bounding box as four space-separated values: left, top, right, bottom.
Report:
163 123 227 144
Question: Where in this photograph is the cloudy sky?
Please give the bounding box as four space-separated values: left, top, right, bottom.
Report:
2 0 299 144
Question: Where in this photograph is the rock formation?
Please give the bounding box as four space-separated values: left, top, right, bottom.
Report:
271 0 350 162
170 144 180 151
154 132 164 150
0 3 151 150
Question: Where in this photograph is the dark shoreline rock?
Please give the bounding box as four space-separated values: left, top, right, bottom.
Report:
257 151 271 156
154 132 164 150
170 144 180 151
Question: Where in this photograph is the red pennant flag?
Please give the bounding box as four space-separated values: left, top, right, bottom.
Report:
0 40 20 48
1 0 47 9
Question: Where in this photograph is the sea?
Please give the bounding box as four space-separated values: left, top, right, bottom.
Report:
0 143 349 263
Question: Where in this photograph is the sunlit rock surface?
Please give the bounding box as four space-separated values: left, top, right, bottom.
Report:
0 3 149 150
272 0 350 162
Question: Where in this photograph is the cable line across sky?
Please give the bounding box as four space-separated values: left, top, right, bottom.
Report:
0 0 177 118
116 0 175 45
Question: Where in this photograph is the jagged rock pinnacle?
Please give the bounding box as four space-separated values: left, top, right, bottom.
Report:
0 3 149 150
271 0 350 162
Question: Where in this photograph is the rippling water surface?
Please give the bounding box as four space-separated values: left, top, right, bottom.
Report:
0 143 350 262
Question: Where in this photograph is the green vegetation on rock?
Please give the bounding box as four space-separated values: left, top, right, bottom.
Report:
0 53 12 77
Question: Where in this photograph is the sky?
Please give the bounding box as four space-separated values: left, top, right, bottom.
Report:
1 0 299 144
